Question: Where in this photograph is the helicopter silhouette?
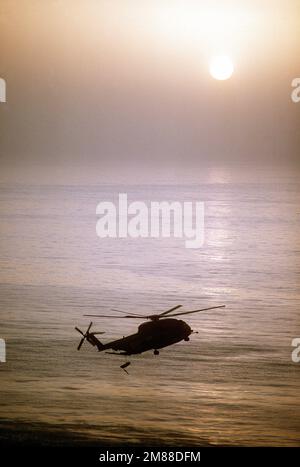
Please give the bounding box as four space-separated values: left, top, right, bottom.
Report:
75 304 225 372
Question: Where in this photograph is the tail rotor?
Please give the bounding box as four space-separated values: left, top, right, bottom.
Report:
75 322 105 351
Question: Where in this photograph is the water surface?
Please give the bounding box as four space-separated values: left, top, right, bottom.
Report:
0 166 299 446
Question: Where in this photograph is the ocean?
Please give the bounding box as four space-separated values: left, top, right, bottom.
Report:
0 166 299 446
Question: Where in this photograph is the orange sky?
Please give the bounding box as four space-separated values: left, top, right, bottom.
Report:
0 0 299 167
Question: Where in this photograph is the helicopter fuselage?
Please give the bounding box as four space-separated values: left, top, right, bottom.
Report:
92 318 192 356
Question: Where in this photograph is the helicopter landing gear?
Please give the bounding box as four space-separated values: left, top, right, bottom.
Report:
184 337 190 341
154 349 159 356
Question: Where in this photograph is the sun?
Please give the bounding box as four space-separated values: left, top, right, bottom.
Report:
210 55 234 80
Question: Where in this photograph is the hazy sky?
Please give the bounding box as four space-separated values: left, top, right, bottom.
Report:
0 0 299 168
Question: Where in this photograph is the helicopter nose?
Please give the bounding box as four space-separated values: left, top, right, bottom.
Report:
183 322 192 335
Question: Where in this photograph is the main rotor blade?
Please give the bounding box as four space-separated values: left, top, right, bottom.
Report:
87 321 93 334
111 309 143 316
75 327 85 337
166 305 225 318
158 304 182 317
83 314 144 319
112 306 183 319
